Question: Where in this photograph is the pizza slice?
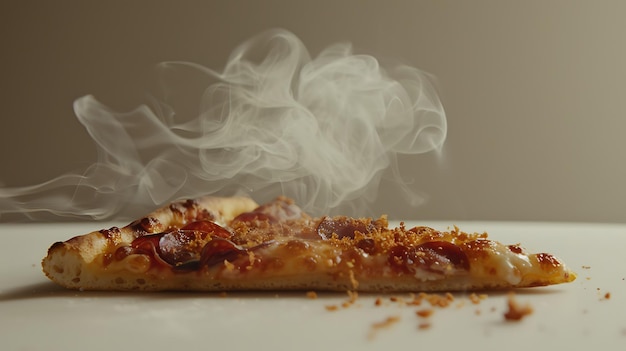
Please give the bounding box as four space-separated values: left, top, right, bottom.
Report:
42 196 576 291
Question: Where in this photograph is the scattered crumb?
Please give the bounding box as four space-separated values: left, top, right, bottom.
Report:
349 270 359 290
418 322 431 330
602 292 611 300
374 297 383 306
325 305 339 311
372 315 401 328
306 291 318 299
368 316 401 339
503 293 533 321
416 308 434 318
389 295 408 306
341 290 359 308
425 292 454 307
582 265 591 269
469 293 487 304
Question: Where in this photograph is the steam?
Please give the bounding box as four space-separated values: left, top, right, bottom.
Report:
0 29 446 221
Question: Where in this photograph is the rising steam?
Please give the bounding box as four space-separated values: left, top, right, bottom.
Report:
0 29 446 221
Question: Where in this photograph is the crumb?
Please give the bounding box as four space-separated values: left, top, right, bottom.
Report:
368 316 401 339
469 293 487 304
374 297 383 306
503 293 533 321
371 315 401 329
325 305 339 311
223 259 235 271
341 290 359 308
407 294 423 306
425 293 454 307
349 270 359 290
416 308 434 318
418 322 431 330
475 309 481 315
582 265 591 269
603 292 611 300
306 291 318 299
372 316 400 329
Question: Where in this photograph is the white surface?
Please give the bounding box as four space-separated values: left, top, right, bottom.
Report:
1 221 625 350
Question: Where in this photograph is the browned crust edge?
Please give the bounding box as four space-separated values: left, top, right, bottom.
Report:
41 196 259 290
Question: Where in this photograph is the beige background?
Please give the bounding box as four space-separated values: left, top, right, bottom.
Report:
1 0 625 222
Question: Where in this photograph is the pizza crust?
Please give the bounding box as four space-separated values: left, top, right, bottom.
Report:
42 196 259 290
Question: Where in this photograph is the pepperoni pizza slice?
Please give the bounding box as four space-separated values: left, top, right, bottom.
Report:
42 196 576 291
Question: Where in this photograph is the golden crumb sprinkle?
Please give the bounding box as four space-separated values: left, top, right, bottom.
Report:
374 297 383 306
418 322 431 330
425 293 454 307
416 309 434 318
371 316 401 329
306 291 318 299
325 305 339 311
469 293 488 304
368 316 401 340
503 293 533 321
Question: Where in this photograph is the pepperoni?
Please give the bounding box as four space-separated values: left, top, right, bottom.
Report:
388 241 470 274
181 220 231 238
200 238 246 267
232 211 273 223
356 238 377 255
131 234 162 256
158 229 208 268
233 196 305 224
117 220 246 271
316 216 375 240
416 241 470 271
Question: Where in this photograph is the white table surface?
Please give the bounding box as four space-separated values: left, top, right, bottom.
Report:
1 221 625 350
